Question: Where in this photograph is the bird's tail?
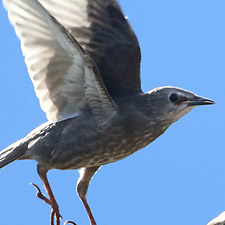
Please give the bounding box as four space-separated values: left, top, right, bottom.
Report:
0 139 27 169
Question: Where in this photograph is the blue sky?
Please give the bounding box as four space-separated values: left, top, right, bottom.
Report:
0 0 224 225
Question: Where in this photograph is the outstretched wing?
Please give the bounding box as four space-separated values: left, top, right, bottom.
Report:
38 0 142 98
4 0 117 124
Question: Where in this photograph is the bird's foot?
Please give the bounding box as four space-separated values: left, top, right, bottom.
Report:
30 183 62 225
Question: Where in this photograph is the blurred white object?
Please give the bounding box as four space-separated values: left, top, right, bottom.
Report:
207 211 225 225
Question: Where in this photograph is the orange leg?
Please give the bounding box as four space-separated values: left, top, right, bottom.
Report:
31 164 62 225
76 166 100 225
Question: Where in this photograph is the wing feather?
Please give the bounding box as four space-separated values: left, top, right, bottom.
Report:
4 0 117 123
38 0 142 98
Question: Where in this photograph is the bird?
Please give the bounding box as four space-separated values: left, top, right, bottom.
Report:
1 0 215 225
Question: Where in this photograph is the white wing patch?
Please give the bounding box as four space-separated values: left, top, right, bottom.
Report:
3 0 117 124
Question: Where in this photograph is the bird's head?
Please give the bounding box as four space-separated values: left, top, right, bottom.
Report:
146 86 215 124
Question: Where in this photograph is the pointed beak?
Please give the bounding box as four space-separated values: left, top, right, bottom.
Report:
186 96 215 106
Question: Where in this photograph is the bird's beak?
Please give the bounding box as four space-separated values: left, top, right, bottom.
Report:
186 96 215 106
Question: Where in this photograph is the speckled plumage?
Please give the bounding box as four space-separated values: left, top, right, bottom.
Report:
5 92 171 170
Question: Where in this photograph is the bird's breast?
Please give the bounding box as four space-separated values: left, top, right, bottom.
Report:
51 124 153 170
28 116 159 170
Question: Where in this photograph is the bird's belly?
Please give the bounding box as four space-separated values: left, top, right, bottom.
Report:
48 135 151 170
27 119 154 170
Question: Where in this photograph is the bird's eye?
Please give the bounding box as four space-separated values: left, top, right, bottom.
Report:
169 93 178 103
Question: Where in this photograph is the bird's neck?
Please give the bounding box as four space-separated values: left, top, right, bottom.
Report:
117 94 172 148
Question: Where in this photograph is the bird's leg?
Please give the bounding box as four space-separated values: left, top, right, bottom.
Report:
76 166 100 225
32 164 62 225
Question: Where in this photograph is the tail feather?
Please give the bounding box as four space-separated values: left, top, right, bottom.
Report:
0 139 27 168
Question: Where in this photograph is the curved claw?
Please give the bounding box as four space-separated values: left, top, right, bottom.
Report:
30 182 52 205
64 220 77 225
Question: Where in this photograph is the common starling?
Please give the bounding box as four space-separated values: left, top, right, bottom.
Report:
1 0 215 225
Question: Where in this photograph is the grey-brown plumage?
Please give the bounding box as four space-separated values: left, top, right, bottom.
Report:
1 0 215 225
